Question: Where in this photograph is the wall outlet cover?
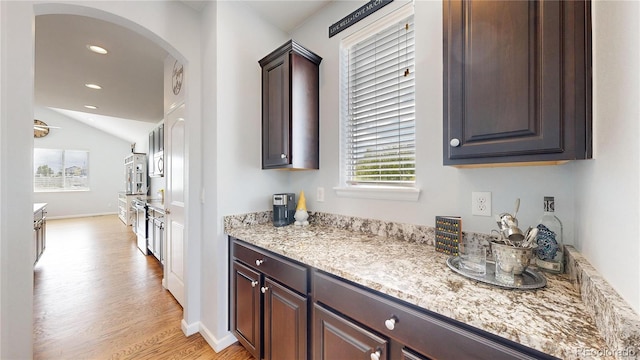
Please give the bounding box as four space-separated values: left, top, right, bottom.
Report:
472 191 492 216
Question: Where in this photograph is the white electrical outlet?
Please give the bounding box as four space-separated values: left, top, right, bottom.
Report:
472 191 492 216
316 187 325 202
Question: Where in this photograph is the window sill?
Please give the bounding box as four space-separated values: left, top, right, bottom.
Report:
333 185 420 201
34 189 90 193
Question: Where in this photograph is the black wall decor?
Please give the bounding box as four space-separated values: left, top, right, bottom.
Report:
329 0 394 38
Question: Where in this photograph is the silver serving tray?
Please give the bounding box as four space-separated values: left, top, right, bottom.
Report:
447 256 546 290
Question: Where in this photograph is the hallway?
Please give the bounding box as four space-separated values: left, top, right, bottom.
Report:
33 215 252 360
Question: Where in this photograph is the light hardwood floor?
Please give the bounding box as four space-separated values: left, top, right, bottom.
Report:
34 215 253 360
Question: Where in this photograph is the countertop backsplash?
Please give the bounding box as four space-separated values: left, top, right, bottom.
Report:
224 211 640 359
565 247 640 359
225 210 495 248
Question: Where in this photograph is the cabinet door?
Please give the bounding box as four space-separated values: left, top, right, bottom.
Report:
261 52 291 169
157 220 164 264
147 211 155 255
158 124 164 152
313 303 388 360
148 131 155 175
443 0 591 165
33 225 38 265
263 278 307 360
232 261 262 359
153 219 162 260
41 213 46 256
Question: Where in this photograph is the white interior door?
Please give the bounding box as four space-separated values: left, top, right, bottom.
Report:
164 103 186 307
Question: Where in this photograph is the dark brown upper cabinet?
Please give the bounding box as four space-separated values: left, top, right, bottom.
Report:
259 40 322 170
443 0 592 167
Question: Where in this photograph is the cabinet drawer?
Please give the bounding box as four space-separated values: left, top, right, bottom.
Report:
232 238 307 294
313 271 555 360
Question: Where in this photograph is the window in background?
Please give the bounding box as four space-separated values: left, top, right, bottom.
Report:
34 149 89 192
342 10 416 187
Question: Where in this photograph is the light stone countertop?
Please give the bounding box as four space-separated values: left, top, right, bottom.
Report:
225 215 620 360
34 203 47 213
145 199 164 213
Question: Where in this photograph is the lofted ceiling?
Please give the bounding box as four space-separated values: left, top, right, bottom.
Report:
35 14 167 123
33 0 332 142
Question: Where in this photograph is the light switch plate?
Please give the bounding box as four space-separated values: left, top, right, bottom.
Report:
472 191 491 216
317 187 325 202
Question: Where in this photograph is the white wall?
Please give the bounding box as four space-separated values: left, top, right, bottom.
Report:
575 1 640 312
199 0 292 349
0 2 35 358
1 1 203 358
33 106 132 218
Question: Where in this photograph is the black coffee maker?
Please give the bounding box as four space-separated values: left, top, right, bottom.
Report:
273 193 296 227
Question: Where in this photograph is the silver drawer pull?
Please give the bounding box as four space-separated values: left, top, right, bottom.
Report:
370 348 382 360
260 286 269 294
385 316 397 330
250 281 258 288
255 259 264 266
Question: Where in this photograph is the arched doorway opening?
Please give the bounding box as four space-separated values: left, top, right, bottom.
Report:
1 2 204 358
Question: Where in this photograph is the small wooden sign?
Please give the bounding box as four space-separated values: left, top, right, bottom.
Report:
329 0 394 38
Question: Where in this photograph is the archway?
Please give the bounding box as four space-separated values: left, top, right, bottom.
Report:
0 2 204 358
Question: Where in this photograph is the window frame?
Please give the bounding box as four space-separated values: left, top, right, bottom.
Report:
34 148 90 192
336 4 420 201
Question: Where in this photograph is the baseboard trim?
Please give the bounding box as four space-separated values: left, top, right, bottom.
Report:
199 323 238 352
47 212 118 220
181 319 199 336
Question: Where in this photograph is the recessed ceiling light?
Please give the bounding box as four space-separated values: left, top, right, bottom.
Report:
87 45 108 55
84 105 98 110
85 83 102 90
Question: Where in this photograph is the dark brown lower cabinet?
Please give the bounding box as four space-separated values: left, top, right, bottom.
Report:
231 261 261 359
400 348 429 360
263 278 307 360
230 237 308 360
313 270 556 360
313 303 388 360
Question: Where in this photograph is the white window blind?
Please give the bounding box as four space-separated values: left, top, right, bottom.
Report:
344 14 415 185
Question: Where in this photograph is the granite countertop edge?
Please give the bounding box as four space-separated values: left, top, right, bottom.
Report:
224 211 640 360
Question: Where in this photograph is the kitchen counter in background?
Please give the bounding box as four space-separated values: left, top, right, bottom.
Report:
34 203 47 213
33 203 47 266
145 199 164 212
224 211 640 360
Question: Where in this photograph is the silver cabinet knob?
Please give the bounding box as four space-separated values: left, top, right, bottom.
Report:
280 153 287 159
260 286 269 294
255 259 264 266
370 349 382 360
250 281 258 288
450 138 461 147
384 316 397 330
